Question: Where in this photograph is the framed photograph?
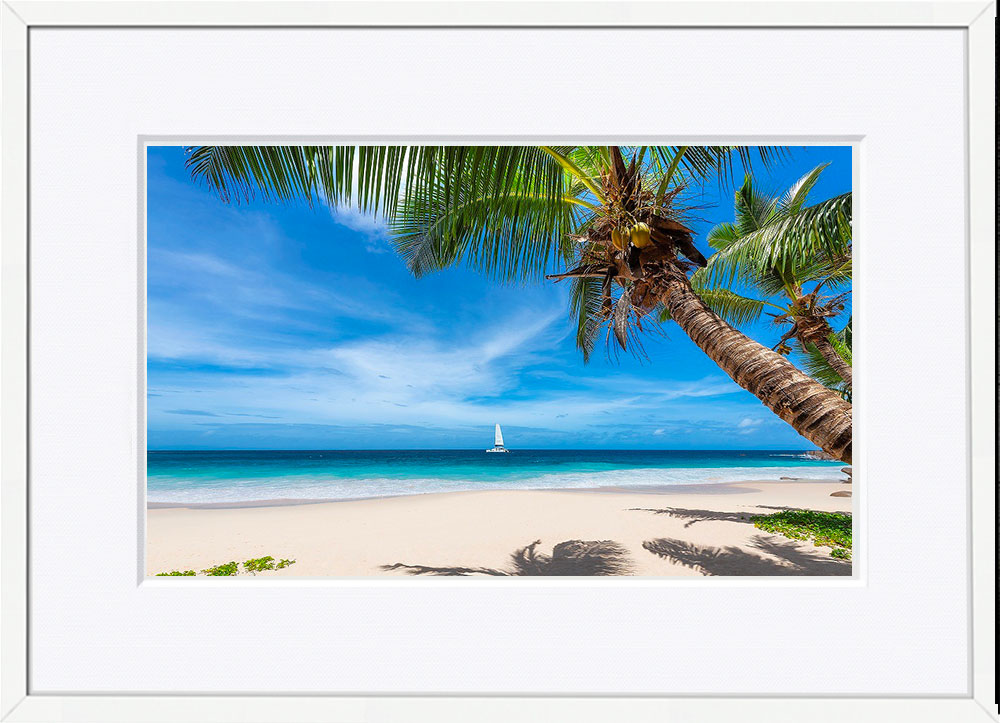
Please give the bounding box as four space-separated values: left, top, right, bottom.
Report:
2 2 995 721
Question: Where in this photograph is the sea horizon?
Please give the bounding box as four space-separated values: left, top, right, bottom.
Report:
147 448 844 505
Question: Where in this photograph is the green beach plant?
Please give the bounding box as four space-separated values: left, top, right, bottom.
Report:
752 509 852 559
243 556 277 574
186 145 853 462
201 561 239 576
156 557 298 577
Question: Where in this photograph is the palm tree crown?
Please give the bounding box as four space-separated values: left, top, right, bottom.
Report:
692 164 853 389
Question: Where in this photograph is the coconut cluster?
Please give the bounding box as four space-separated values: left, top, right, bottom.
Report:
610 222 651 251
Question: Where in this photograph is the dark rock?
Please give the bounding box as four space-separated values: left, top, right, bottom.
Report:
830 490 852 498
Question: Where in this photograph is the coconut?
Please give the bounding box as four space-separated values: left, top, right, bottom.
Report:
630 222 651 248
611 228 627 250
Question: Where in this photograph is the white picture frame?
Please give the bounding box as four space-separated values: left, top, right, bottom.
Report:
1 2 995 721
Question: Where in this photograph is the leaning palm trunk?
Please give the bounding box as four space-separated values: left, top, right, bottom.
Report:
658 273 852 462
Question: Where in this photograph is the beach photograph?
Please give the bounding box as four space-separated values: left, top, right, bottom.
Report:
146 144 853 577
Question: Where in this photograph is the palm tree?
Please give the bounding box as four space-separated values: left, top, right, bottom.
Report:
185 145 853 462
684 165 853 390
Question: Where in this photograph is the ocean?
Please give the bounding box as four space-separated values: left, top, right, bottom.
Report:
146 449 845 505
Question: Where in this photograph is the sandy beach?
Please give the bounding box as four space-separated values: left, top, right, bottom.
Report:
147 478 852 577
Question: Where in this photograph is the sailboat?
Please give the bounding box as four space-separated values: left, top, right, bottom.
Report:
486 423 510 453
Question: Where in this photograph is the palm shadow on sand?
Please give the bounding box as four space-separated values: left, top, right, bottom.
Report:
643 535 851 576
381 539 634 576
629 507 761 528
630 504 831 527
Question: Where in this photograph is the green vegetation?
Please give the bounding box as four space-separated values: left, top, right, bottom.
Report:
800 318 852 401
752 509 852 559
156 556 297 577
243 556 277 574
692 166 852 394
201 561 239 576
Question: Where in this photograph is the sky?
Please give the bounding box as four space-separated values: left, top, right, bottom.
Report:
147 145 852 450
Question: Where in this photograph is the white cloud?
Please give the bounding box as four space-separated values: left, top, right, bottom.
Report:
146 245 434 367
329 204 389 253
147 250 752 437
736 417 765 435
150 323 747 437
148 304 571 424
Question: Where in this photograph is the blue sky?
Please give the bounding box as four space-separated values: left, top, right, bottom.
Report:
147 145 851 450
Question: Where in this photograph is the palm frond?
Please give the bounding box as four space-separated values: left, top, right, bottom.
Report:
797 255 853 289
691 288 769 327
778 162 830 215
388 160 586 282
186 145 569 223
650 146 791 188
185 145 329 205
800 342 852 400
702 193 852 288
706 222 740 251
797 319 853 400
567 272 661 362
569 275 605 362
660 270 769 327
733 175 779 235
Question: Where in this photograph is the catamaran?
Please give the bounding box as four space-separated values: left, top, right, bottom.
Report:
486 423 510 453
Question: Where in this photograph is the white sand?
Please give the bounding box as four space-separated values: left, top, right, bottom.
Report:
146 479 853 577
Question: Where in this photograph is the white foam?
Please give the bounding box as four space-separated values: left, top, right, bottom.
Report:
146 465 843 505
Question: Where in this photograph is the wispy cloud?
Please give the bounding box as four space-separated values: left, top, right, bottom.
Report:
736 417 768 435
329 204 389 253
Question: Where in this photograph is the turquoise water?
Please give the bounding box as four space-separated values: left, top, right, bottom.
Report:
146 449 844 505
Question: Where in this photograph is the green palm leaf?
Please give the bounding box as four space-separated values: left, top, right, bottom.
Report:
650 146 791 188
659 270 770 327
389 178 585 281
703 192 852 288
569 275 605 362
186 146 569 223
778 162 830 215
799 318 852 399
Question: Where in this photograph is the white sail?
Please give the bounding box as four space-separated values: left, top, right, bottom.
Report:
486 423 510 452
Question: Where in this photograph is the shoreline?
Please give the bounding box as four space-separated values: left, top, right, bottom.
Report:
146 476 846 510
147 478 853 577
